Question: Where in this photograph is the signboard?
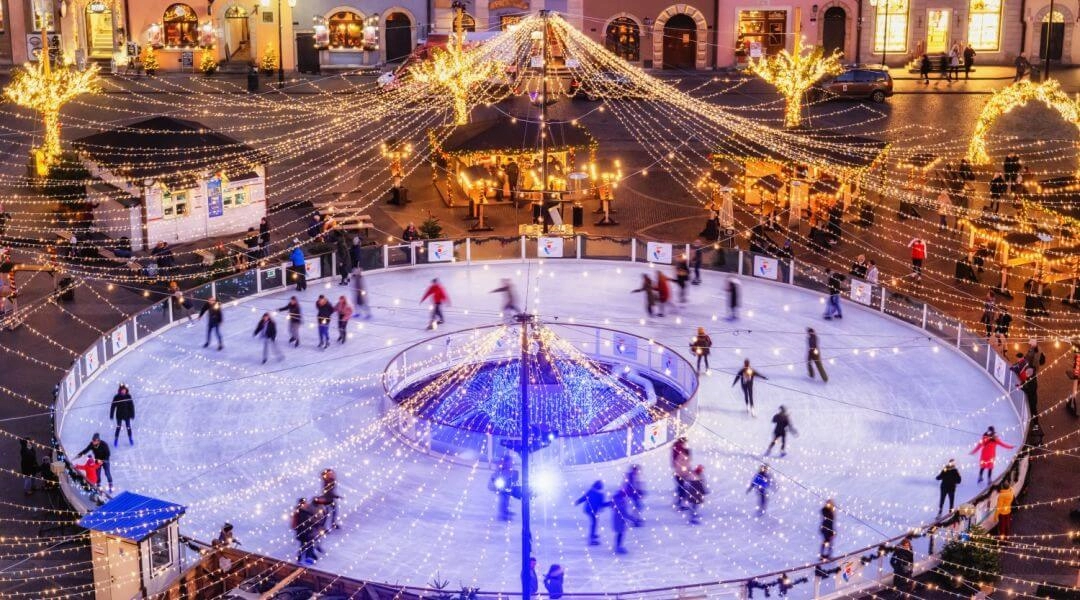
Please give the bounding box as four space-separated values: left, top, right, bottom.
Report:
752 255 779 280
749 41 763 58
145 186 164 220
645 242 673 264
661 351 678 377
993 353 1009 386
206 178 224 218
612 333 638 359
180 50 194 70
313 24 330 48
840 559 862 584
643 419 669 449
428 241 455 262
64 371 77 400
850 279 873 305
304 258 322 280
110 327 128 354
537 236 564 258
84 348 100 375
490 0 530 9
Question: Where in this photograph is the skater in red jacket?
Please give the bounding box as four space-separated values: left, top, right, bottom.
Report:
420 278 450 330
655 271 673 317
970 426 1014 484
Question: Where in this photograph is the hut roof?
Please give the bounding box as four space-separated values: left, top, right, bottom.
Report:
435 117 596 157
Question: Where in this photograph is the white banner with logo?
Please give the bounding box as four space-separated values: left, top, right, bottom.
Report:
752 255 779 280
84 348 100 375
994 353 1009 386
110 327 128 354
537 237 564 258
643 419 669 449
850 279 873 306
428 241 455 262
304 258 322 280
646 242 673 264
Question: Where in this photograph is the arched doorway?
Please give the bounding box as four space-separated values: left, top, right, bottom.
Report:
385 12 412 62
662 13 696 69
822 7 846 56
452 12 477 32
605 17 641 62
1040 10 1065 60
223 5 251 62
84 0 114 59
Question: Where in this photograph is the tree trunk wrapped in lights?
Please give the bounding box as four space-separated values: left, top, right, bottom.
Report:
746 37 843 129
408 34 504 125
3 49 100 176
967 80 1080 165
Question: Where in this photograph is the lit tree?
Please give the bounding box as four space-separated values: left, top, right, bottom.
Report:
408 34 503 125
260 43 277 75
3 48 100 175
746 37 843 128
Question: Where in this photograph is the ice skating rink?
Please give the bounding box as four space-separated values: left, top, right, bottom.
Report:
58 261 1023 593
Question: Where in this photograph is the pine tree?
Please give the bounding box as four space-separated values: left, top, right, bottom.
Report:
260 43 277 75
200 48 218 75
419 214 443 239
142 46 160 75
939 524 1001 585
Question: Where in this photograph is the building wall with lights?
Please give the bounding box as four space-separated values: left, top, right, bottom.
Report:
432 0 584 38
291 0 429 69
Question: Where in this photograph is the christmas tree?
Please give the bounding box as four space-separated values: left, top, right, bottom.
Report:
142 46 159 75
260 43 277 75
200 48 218 75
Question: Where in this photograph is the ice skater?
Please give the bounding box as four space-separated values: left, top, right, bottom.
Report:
732 359 767 417
684 465 709 525
611 485 632 553
820 499 836 558
335 296 353 344
253 312 284 363
655 271 673 316
490 453 521 521
315 295 334 349
214 522 241 548
421 278 449 329
289 243 307 291
169 281 194 323
970 426 1014 484
292 497 319 565
671 438 691 510
935 458 962 514
74 454 103 497
198 296 225 350
351 267 372 319
490 278 520 316
764 405 797 457
279 296 302 347
807 328 828 381
543 565 565 599
575 480 611 546
75 433 112 493
313 468 341 531
823 269 844 320
631 274 657 317
622 464 645 522
746 464 771 516
726 277 740 321
690 327 712 373
674 258 690 302
109 384 135 447
691 240 704 285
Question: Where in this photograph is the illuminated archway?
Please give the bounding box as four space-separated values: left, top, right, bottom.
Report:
967 80 1080 164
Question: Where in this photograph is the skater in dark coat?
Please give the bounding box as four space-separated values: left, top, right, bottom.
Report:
315 296 335 349
732 359 767 417
684 465 709 525
75 433 112 492
313 468 341 530
890 537 915 591
575 480 611 546
491 278 520 316
764 405 798 457
19 439 37 495
807 328 828 381
674 259 690 302
690 327 712 373
726 277 740 321
109 384 135 446
543 565 565 599
671 438 691 510
935 458 962 514
746 464 771 515
631 274 657 317
622 464 646 520
253 313 284 363
611 487 632 553
279 297 302 347
198 297 225 350
292 498 319 564
820 499 836 557
351 267 372 319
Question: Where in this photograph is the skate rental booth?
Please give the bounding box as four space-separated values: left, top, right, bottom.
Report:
52 236 1031 599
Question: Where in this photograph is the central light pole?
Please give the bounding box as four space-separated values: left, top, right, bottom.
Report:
273 0 297 86
517 311 533 600
1043 0 1055 80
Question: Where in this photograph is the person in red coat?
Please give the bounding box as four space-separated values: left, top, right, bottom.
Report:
420 278 450 329
970 426 1014 484
74 455 101 491
655 271 672 317
908 238 928 281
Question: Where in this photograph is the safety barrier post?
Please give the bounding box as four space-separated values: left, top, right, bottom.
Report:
956 323 962 347
630 239 637 262
383 245 389 269
521 236 526 260
738 251 744 275
921 304 928 329
576 236 582 259
788 260 795 285
466 238 472 264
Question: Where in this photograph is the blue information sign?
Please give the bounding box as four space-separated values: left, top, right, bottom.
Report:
207 178 224 218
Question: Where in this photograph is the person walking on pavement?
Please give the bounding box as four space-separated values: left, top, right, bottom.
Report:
995 482 1014 538
948 45 961 80
908 238 927 281
980 292 997 338
491 278 520 316
970 426 1014 484
279 296 302 347
764 405 798 457
732 359 767 417
109 384 135 446
939 52 951 81
315 295 334 349
746 464 772 516
1014 53 1030 81
963 44 976 79
690 327 712 373
935 458 962 514
820 499 837 558
824 269 844 319
575 480 611 546
351 267 372 320
258 217 270 257
807 328 828 381
335 296 353 344
75 433 112 492
253 312 284 363
19 439 37 495
631 274 658 317
919 54 932 83
421 278 450 329
169 281 194 323
198 297 225 350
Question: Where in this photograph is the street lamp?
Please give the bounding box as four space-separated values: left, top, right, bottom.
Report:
868 0 888 68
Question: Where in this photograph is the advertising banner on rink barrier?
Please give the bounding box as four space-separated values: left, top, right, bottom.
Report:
428 241 455 262
646 242 673 264
752 256 779 280
110 327 128 354
994 353 1009 386
538 237 564 258
850 279 873 305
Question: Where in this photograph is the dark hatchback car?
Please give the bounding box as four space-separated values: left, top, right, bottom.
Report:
811 68 894 103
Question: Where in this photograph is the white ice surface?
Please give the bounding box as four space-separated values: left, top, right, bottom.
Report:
59 261 1022 594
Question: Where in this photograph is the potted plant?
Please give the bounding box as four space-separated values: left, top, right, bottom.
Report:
938 525 1001 591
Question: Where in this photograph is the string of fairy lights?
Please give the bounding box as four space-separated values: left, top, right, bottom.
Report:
0 11 1078 599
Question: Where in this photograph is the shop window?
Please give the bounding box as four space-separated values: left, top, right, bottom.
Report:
328 10 365 48
32 0 55 32
163 3 198 47
605 17 640 62
224 188 246 208
148 529 171 574
872 0 909 52
967 0 1001 51
162 191 189 219
738 10 788 56
453 12 476 32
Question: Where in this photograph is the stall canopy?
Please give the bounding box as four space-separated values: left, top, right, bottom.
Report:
77 492 186 542
434 117 597 158
713 131 888 171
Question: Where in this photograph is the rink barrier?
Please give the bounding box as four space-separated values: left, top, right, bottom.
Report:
380 323 699 467
52 236 1032 600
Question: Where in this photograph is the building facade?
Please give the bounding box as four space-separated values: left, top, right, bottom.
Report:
0 0 1074 69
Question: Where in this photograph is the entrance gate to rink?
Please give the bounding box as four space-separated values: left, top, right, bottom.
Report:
52 235 1033 600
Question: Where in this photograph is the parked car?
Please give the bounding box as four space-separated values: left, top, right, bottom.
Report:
569 71 638 101
811 67 893 103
